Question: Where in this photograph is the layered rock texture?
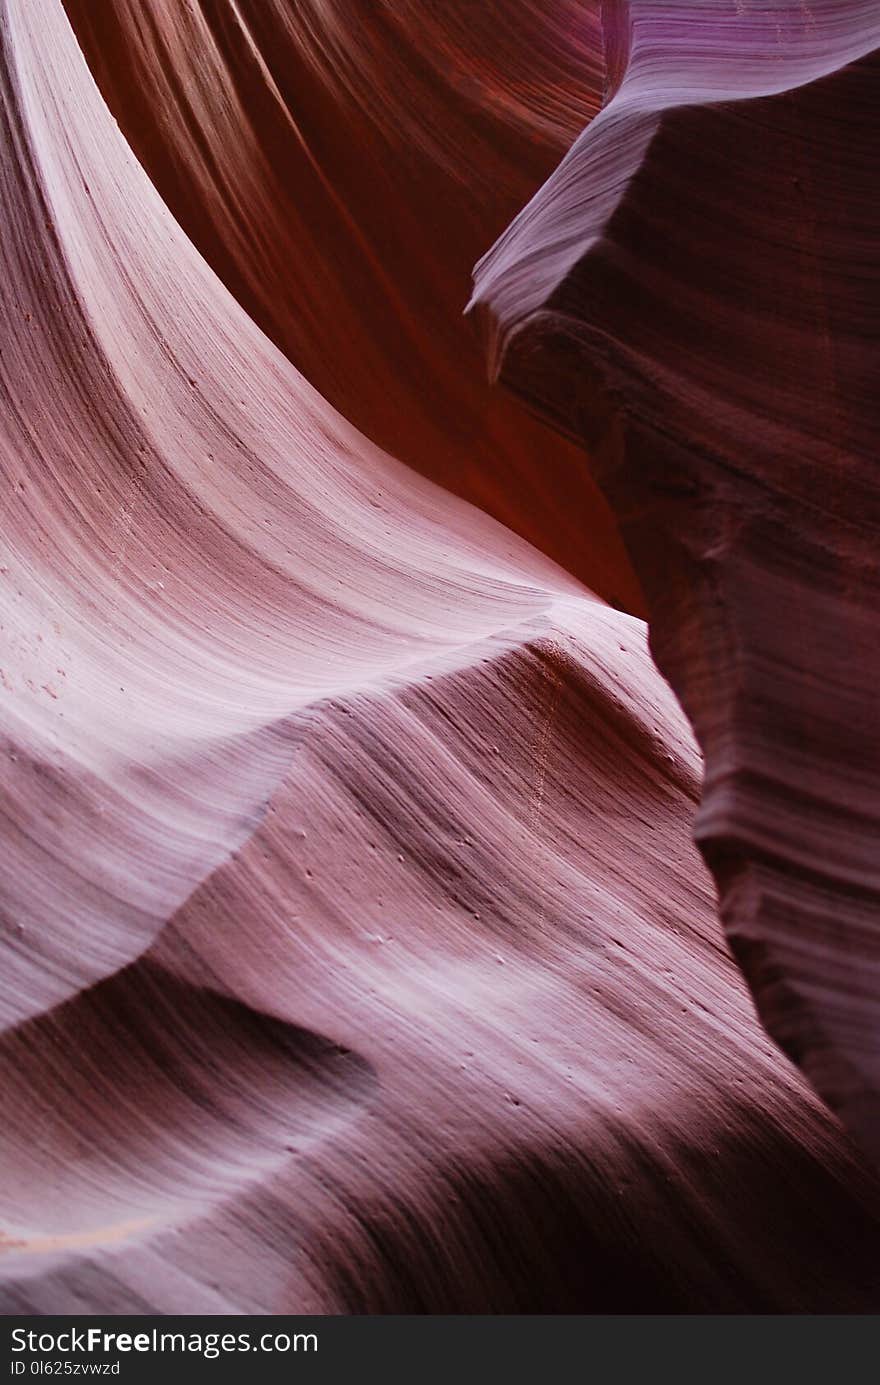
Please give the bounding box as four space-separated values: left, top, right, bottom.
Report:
471 0 880 1162
1 0 878 1313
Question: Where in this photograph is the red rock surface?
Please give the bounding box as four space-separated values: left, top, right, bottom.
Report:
1 0 879 1313
59 0 642 612
472 0 880 1162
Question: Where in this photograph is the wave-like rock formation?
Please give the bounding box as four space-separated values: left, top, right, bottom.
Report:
59 0 642 612
472 0 880 1163
2 0 879 1313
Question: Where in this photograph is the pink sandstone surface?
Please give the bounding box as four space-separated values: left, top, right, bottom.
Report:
0 0 878 1313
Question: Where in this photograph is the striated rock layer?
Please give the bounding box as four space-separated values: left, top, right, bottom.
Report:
59 0 642 611
1 0 879 1313
472 0 880 1160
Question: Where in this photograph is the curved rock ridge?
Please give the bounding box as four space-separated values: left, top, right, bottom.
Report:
471 0 880 1157
0 961 376 1240
59 0 643 611
0 0 587 1028
6 597 880 1312
2 0 880 1315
